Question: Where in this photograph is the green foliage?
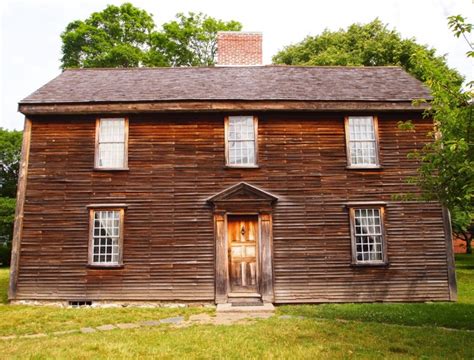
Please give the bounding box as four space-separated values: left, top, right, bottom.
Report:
0 128 22 198
61 4 242 68
0 197 15 266
408 16 473 252
397 120 415 131
0 128 21 266
272 19 463 85
147 12 241 67
61 3 155 68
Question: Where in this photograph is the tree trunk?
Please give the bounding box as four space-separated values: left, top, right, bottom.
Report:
466 226 473 255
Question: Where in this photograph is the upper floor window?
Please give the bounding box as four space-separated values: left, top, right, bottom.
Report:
95 118 128 169
225 116 258 167
349 206 387 265
89 208 124 267
345 116 380 168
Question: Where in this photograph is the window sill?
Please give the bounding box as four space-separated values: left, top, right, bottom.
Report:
346 166 383 171
93 167 129 172
224 165 260 169
87 264 124 270
351 262 389 268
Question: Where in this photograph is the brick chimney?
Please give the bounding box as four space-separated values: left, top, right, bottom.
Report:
216 32 263 66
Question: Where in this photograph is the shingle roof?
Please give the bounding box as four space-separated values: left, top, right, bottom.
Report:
20 66 431 104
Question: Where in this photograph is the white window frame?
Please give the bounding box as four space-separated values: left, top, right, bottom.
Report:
88 208 125 267
95 118 129 170
225 116 258 167
345 116 380 168
349 206 387 265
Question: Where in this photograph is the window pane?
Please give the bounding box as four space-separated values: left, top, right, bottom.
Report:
348 116 377 166
228 116 256 165
91 210 121 265
354 208 383 263
99 143 125 168
99 119 125 142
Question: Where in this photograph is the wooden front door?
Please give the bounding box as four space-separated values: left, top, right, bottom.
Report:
227 215 259 293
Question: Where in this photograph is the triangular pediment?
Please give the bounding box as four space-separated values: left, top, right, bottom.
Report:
207 182 278 204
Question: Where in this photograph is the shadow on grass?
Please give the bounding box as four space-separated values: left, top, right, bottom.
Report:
278 302 474 330
456 254 474 270
0 267 9 304
279 255 474 331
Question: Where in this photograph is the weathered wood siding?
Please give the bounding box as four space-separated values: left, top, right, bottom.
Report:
15 112 451 302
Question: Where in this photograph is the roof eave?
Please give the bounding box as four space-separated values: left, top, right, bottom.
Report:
18 100 430 116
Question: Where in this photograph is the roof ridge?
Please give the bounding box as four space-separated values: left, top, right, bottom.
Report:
63 65 405 72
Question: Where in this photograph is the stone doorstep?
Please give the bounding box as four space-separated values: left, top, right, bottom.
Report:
216 303 275 313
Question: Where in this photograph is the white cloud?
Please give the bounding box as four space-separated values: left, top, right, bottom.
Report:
1 0 472 130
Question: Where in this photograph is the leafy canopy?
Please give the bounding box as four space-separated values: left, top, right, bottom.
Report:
61 4 241 68
0 128 21 262
0 128 22 198
147 12 241 67
272 19 463 85
61 3 155 68
408 15 473 252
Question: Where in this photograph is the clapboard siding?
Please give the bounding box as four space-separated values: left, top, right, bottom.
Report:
15 112 450 302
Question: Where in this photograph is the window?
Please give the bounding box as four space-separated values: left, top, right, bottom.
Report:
89 209 124 266
345 116 380 167
349 206 387 265
225 116 258 167
95 118 128 169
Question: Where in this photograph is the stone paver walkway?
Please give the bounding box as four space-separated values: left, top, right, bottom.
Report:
0 312 273 341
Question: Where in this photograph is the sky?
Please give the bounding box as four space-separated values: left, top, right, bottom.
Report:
0 0 473 130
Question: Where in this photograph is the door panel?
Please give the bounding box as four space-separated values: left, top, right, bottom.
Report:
228 215 258 293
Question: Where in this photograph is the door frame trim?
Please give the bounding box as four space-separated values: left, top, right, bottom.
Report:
214 210 274 304
208 182 277 304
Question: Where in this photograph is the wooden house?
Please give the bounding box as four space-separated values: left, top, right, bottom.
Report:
10 32 456 306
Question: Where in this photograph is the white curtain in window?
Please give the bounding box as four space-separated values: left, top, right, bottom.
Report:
98 118 125 168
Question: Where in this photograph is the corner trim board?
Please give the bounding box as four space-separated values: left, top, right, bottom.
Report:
8 118 32 300
442 207 457 301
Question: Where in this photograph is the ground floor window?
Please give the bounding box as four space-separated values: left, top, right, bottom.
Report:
88 208 124 266
349 206 387 264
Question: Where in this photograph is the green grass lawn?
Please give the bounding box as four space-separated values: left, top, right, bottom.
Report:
1 254 473 359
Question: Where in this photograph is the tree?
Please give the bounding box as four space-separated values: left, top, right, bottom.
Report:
272 19 463 86
0 197 15 266
61 4 242 68
61 3 155 68
0 128 22 266
149 12 241 67
408 15 473 253
0 128 22 198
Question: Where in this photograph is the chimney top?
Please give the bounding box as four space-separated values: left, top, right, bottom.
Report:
216 32 263 66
